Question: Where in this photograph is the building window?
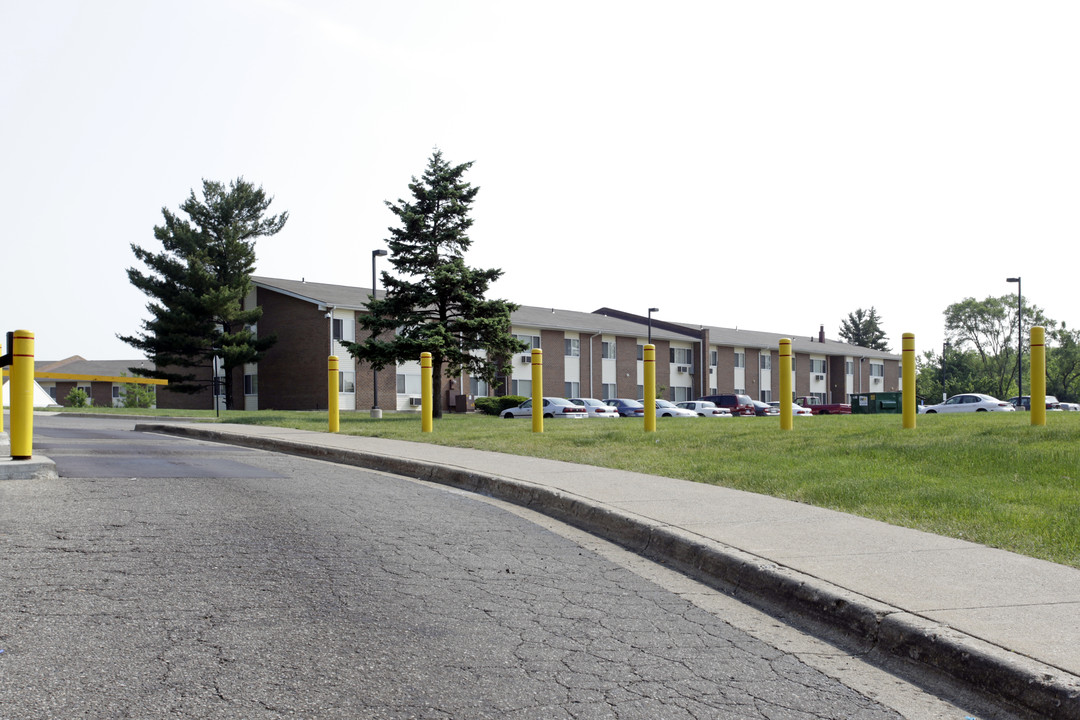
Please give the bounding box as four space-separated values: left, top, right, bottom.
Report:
48 386 56 399
636 344 644 361
869 363 885 377
564 381 580 397
810 358 827 374
601 341 616 359
812 392 827 403
469 377 489 397
735 387 746 395
846 360 854 376
760 390 772 402
397 373 422 394
670 347 692 365
760 354 771 370
672 386 692 402
332 318 354 342
636 384 644 399
602 383 617 399
512 379 532 396
244 374 258 395
709 350 718 367
734 352 745 368
514 334 541 350
565 338 580 357
339 371 355 394
112 386 120 399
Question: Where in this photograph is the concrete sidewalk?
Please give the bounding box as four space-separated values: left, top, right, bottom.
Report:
136 422 1080 719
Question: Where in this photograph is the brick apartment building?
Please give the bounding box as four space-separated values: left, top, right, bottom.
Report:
155 276 901 412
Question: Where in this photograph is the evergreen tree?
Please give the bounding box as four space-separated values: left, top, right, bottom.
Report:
346 150 526 419
838 307 890 351
119 178 287 409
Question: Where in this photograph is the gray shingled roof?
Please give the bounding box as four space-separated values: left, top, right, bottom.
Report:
253 275 898 358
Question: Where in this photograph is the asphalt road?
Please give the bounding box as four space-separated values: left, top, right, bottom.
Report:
0 415 983 719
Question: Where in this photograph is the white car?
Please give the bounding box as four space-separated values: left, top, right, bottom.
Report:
500 397 587 419
640 399 698 418
768 401 813 416
918 393 1015 413
676 400 732 417
1059 402 1080 411
568 398 620 418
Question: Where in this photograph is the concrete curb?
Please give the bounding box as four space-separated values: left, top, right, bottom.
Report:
0 455 58 480
137 423 1080 720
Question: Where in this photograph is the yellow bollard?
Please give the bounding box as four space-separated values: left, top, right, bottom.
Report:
644 344 656 432
902 333 916 429
328 356 340 433
1031 326 1046 427
779 339 792 431
531 348 543 433
11 330 34 459
421 352 433 433
0 342 4 436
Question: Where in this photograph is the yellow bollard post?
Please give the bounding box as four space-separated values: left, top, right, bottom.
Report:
902 333 916 429
779 339 792 431
1031 326 1046 427
328 356 340 433
531 348 543 433
644 344 656 432
421 352 433 433
11 330 34 459
0 342 5 436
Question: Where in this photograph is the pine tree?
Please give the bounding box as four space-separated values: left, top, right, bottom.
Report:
119 178 287 409
346 150 526 418
838 307 890 351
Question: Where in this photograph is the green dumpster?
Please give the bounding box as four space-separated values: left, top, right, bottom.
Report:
851 391 903 414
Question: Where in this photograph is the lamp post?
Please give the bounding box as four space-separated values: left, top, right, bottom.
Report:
371 249 389 418
647 307 659 345
1007 277 1021 398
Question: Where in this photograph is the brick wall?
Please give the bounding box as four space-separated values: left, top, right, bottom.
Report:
256 288 329 410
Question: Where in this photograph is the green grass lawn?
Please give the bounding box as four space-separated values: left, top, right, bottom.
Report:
55 407 1080 568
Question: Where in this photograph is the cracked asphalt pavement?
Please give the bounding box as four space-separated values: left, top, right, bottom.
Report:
1 416 940 718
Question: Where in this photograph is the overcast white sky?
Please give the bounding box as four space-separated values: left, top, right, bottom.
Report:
3 1 1077 362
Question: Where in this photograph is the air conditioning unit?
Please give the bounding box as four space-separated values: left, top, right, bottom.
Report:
676 365 690 373
409 397 423 406
520 355 532 364
709 366 715 374
872 377 882 384
814 374 825 381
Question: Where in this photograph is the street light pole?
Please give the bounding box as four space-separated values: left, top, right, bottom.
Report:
1007 277 1022 398
371 249 389 418
647 307 659 345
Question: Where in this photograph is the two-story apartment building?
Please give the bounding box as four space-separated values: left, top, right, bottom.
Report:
155 276 901 412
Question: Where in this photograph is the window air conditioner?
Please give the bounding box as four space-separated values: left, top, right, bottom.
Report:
872 377 882 384
677 365 689 373
409 397 423 406
814 374 825 381
520 355 532 364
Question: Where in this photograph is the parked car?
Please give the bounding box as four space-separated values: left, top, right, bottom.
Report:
1008 395 1063 411
606 398 647 417
767 401 813 416
919 394 1015 413
751 400 780 416
794 396 852 415
676 400 732 417
639 399 698 418
1060 402 1080 411
697 393 755 417
500 397 587 419
568 398 619 418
